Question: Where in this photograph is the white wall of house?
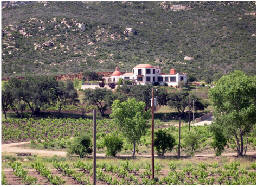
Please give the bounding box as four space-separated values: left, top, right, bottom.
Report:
102 65 187 87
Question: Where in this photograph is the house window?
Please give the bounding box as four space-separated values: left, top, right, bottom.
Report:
180 76 184 81
137 77 143 81
113 78 115 82
138 69 142 75
170 77 176 82
153 77 155 82
146 76 151 81
158 76 163 82
124 77 129 80
146 69 151 74
165 77 168 82
153 69 155 74
133 69 134 73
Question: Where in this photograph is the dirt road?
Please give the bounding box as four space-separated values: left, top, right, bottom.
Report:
2 141 256 158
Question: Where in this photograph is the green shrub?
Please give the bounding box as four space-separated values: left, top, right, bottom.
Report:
68 135 92 158
154 129 176 156
104 134 123 157
183 130 201 155
210 126 227 156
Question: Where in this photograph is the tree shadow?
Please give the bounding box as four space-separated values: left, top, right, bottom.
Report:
6 111 102 120
154 112 207 122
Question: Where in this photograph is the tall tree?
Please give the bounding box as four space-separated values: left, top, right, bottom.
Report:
84 88 113 117
111 98 151 157
167 91 189 117
209 70 256 156
56 81 79 114
2 88 14 119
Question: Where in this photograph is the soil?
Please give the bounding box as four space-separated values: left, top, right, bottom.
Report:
4 170 25 185
2 141 256 159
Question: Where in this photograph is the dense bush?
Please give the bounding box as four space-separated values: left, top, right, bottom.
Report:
103 134 123 157
99 81 105 87
108 83 116 89
68 135 92 158
154 129 176 157
210 126 227 156
183 130 201 155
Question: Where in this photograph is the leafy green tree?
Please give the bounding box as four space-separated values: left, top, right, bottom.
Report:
84 88 113 117
183 130 201 155
209 71 255 156
210 125 227 156
68 135 92 158
21 76 58 115
2 76 59 116
129 85 152 111
104 133 123 157
2 88 14 119
155 87 169 106
111 98 151 157
83 71 101 81
56 81 79 114
167 91 189 117
154 129 176 157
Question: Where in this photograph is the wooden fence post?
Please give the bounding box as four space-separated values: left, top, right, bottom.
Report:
193 100 195 122
93 109 96 185
151 88 155 180
178 117 181 158
188 96 191 131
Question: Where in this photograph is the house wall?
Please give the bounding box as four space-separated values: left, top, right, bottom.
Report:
103 66 187 87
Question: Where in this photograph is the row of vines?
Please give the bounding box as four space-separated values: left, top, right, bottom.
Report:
2 159 256 185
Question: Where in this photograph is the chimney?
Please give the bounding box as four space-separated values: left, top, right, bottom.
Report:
170 69 176 75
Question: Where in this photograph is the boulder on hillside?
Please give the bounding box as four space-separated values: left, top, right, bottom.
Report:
184 56 194 61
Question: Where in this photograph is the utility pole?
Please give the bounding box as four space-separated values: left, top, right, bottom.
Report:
178 117 181 158
93 109 96 185
188 95 191 131
151 88 155 180
193 100 195 122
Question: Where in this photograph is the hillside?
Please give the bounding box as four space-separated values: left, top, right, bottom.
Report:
2 1 256 82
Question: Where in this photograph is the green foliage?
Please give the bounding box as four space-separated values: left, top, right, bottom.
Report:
154 129 176 156
32 161 65 185
9 161 37 184
183 130 201 155
83 71 102 81
84 88 113 116
1 171 7 185
68 135 92 158
210 125 227 156
111 97 151 157
2 76 79 116
104 133 123 157
167 91 189 116
209 70 256 156
117 78 123 86
169 161 176 171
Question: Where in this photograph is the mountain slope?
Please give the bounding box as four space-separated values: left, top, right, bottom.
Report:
2 1 256 82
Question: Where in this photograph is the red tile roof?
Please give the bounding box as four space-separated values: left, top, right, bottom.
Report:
134 64 154 68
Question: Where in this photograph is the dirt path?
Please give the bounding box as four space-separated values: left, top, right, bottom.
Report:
192 115 213 126
2 141 256 158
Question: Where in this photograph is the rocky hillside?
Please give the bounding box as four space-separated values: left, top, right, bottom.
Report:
2 1 256 82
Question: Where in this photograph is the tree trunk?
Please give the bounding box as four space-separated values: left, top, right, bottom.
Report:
3 109 7 119
132 142 136 158
12 106 20 117
162 149 165 157
239 131 244 156
58 103 62 114
234 134 240 156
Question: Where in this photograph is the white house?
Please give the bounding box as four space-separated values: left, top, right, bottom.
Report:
103 64 187 87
